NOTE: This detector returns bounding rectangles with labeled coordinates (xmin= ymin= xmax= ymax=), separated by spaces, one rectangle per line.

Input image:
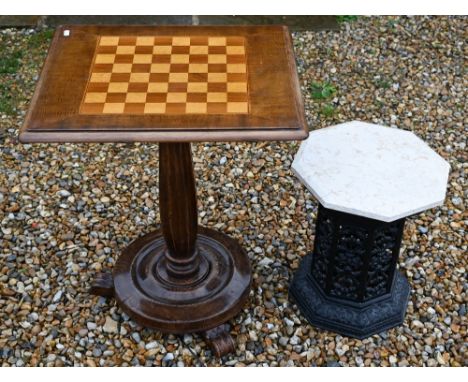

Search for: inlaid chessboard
xmin=80 ymin=36 xmax=249 ymax=115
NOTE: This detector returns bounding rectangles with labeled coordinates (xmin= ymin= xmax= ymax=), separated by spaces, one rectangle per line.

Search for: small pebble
xmin=103 ymin=317 xmax=118 ymax=334
xmin=87 ymin=322 xmax=97 ymax=330
xmin=131 ymin=332 xmax=141 ymax=343
xmin=57 ymin=190 xmax=71 ymax=197
xmin=145 ymin=341 xmax=158 ymax=350
xmin=52 ymin=290 xmax=63 ymax=303
xmin=78 ymin=328 xmax=88 ymax=337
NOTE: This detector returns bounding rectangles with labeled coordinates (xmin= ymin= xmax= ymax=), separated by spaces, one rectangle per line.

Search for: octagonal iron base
xmin=290 ymin=254 xmax=410 ymax=339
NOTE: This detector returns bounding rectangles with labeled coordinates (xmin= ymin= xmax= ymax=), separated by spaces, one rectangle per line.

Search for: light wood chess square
xmin=133 ymin=54 xmax=153 ymax=64
xmin=136 ymin=36 xmax=155 ymax=46
xmin=100 ymin=36 xmax=119 ymax=46
xmin=95 ymin=54 xmax=115 ymax=64
xmin=151 ymin=63 xmax=171 ymax=73
xmin=171 ymin=54 xmax=190 ymax=64
xmin=108 ymin=82 xmax=129 ymax=93
xmin=153 ymin=46 xmax=172 ymax=55
xmin=130 ymin=73 xmax=150 ymax=83
xmin=80 ymin=35 xmax=249 ymax=115
xmin=187 ymin=82 xmax=208 ymax=92
xmin=126 ymin=93 xmax=147 ymax=103
xmin=208 ymin=55 xmax=226 ymax=64
xmin=190 ymin=45 xmax=208 ymax=55
xmin=90 ymin=72 xmax=111 ymax=83
xmin=208 ymin=37 xmax=226 ymax=46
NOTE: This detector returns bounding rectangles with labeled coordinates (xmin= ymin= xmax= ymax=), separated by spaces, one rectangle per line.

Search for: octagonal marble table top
xmin=292 ymin=121 xmax=450 ymax=222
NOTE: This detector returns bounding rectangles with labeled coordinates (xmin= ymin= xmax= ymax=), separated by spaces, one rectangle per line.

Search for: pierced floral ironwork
xmin=290 ymin=204 xmax=410 ymax=339
xmin=310 ymin=205 xmax=404 ymax=303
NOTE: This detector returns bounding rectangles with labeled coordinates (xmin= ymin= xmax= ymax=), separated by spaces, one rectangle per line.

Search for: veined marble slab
xmin=292 ymin=121 xmax=450 ymax=222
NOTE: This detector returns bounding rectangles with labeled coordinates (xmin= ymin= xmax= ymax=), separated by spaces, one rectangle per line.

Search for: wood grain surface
xmin=20 ymin=25 xmax=308 ymax=143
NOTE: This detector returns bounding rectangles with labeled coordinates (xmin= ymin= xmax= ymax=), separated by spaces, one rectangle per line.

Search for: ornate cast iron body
xmin=290 ymin=204 xmax=411 ymax=339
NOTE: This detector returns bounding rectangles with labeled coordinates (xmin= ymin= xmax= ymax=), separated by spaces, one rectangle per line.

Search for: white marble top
xmin=292 ymin=121 xmax=450 ymax=222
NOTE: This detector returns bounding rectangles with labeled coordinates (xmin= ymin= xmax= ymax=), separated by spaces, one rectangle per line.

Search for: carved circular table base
xmin=290 ymin=254 xmax=410 ymax=339
xmin=113 ymin=226 xmax=251 ymax=334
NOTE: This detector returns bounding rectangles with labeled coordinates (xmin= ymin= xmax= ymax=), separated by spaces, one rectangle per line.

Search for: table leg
xmin=289 ymin=204 xmax=410 ymax=339
xmin=91 ymin=143 xmax=251 ymax=357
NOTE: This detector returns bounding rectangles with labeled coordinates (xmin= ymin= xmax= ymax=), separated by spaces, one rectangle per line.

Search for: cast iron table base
xmin=289 ymin=204 xmax=411 ymax=339
xmin=90 ymin=143 xmax=251 ymax=357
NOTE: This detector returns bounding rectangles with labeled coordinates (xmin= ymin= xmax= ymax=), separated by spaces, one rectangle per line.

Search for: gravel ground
xmin=0 ymin=16 xmax=466 ymax=367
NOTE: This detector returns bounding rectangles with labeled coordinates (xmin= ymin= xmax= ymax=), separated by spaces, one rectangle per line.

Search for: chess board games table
xmin=20 ymin=25 xmax=308 ymax=356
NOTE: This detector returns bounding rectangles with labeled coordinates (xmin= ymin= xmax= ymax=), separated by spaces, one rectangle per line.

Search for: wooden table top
xmin=20 ymin=25 xmax=308 ymax=143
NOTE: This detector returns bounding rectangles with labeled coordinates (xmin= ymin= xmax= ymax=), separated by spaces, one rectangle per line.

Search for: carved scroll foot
xmin=203 ymin=324 xmax=236 ymax=357
xmin=89 ymin=271 xmax=114 ymax=297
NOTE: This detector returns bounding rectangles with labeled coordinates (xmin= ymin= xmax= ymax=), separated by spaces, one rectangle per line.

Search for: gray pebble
xmin=162 ymin=353 xmax=174 ymax=362
xmin=86 ymin=322 xmax=97 ymax=330
xmin=78 ymin=328 xmax=88 ymax=337
xmin=131 ymin=332 xmax=141 ymax=343
xmin=418 ymin=226 xmax=428 ymax=234
xmin=57 ymin=190 xmax=71 ymax=197
xmin=183 ymin=334 xmax=193 ymax=344
xmin=451 ymin=197 xmax=461 ymax=206
xmin=145 ymin=341 xmax=158 ymax=350
xmin=52 ymin=290 xmax=63 ymax=303
xmin=458 ymin=305 xmax=466 ymax=316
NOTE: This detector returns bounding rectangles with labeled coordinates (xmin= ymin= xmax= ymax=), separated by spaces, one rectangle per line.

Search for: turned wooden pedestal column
xmin=92 ymin=143 xmax=251 ymax=356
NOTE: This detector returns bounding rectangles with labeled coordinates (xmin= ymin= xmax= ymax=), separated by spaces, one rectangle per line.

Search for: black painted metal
xmin=290 ymin=204 xmax=411 ymax=339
